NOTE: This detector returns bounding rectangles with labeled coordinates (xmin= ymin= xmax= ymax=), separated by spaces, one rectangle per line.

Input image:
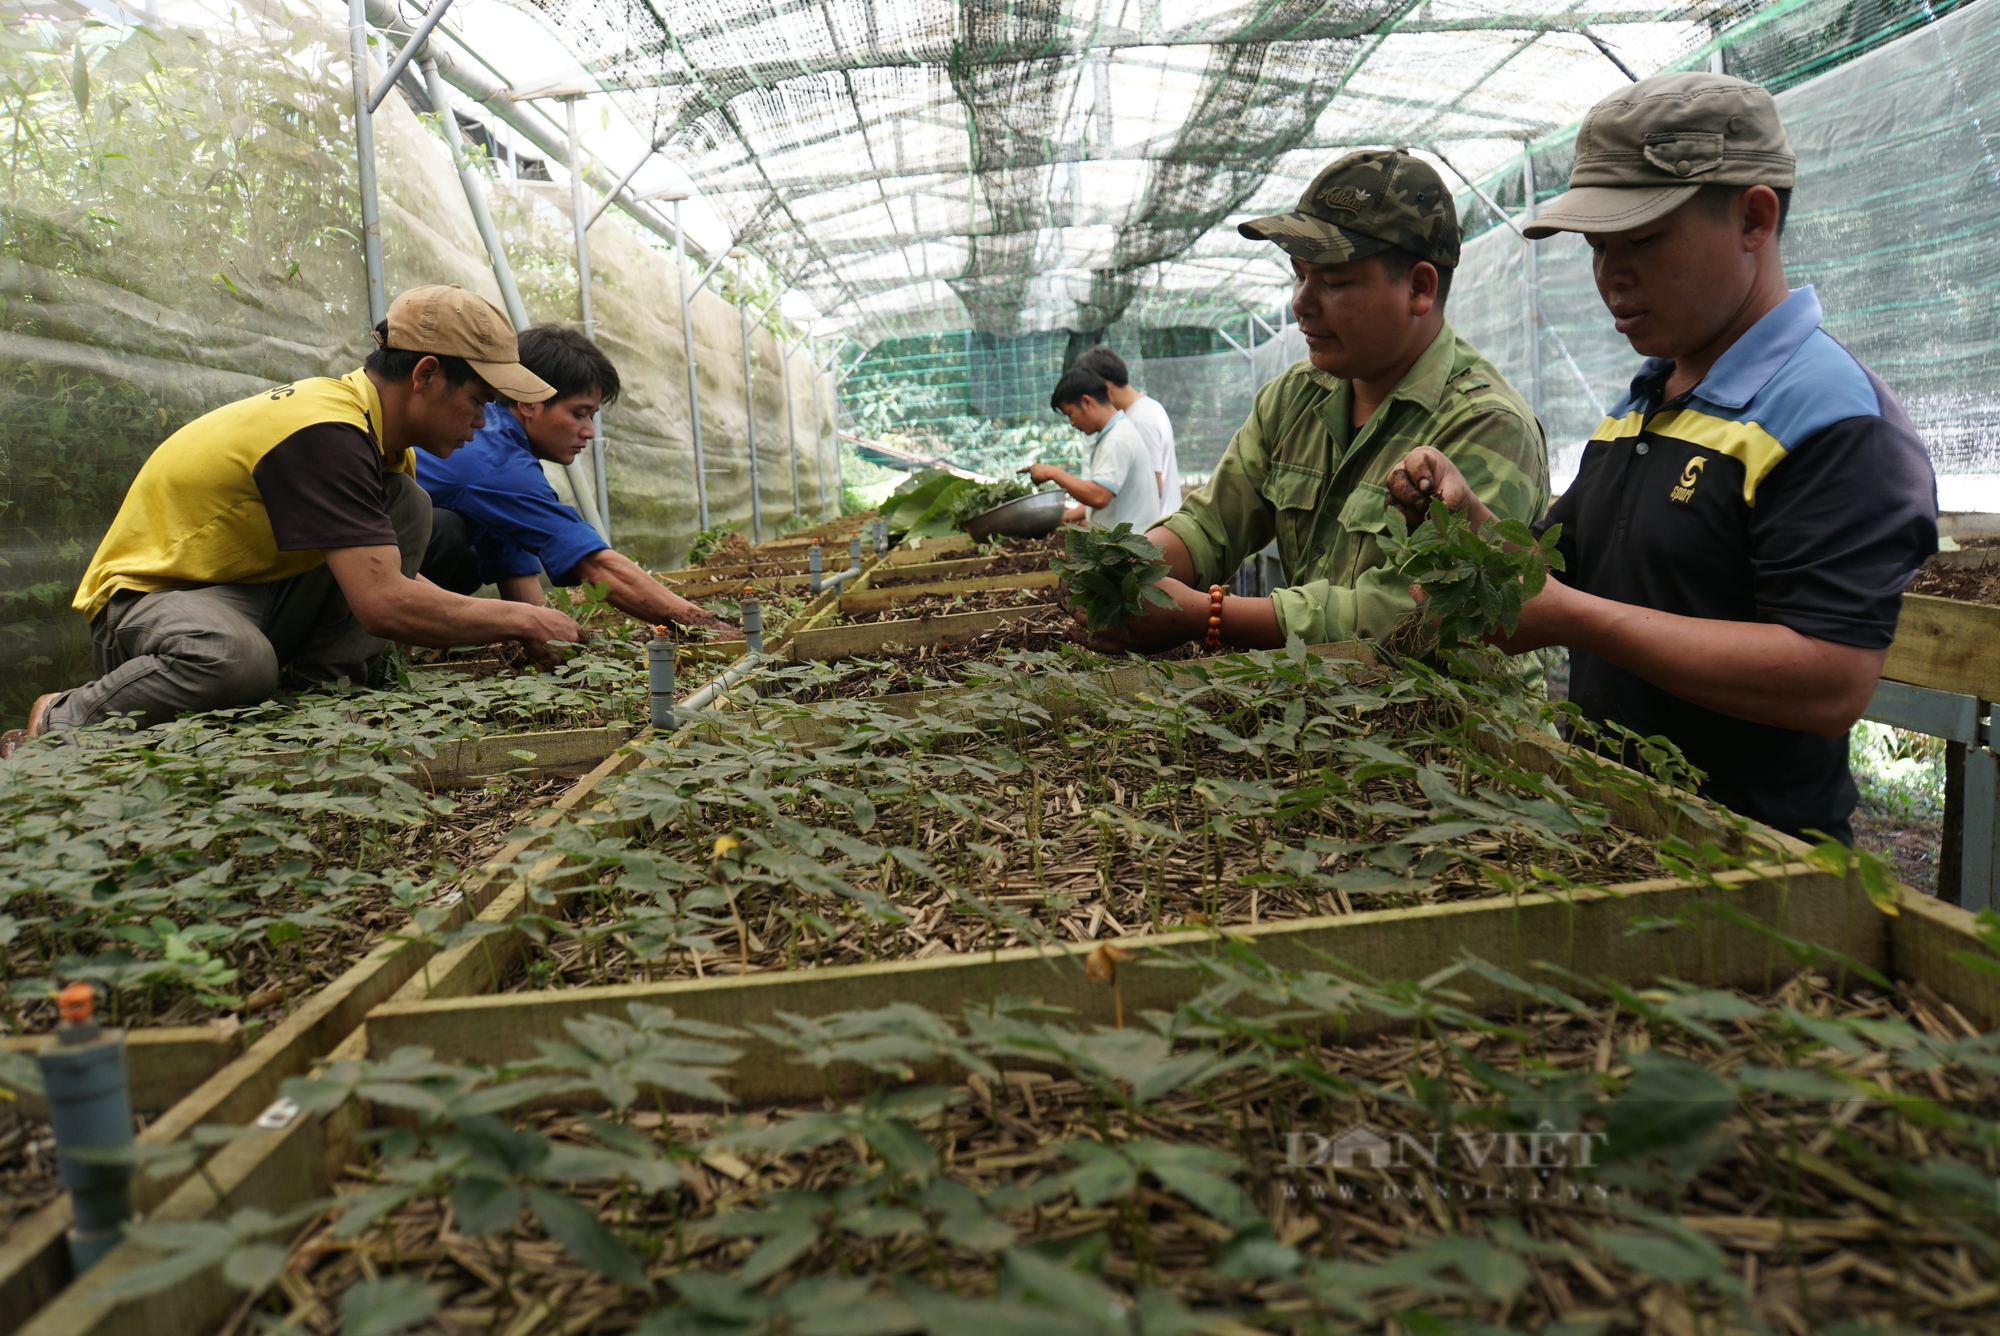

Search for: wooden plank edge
xmin=840 ymin=570 xmax=1059 ymax=612
xmin=1 ymin=1024 xmax=245 ymax=1119
xmin=365 ymin=865 xmax=1865 ymax=1107
xmin=787 ymin=608 xmax=1043 ymax=663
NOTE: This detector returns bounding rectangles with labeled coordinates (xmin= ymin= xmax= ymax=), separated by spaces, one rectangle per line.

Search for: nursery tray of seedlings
xmin=0 ymin=638 xmax=722 ymax=1328
xmin=1885 ymin=563 xmax=2000 ymax=701
xmin=442 ymin=649 xmax=1781 ymax=1013
xmin=33 ymin=645 xmax=2000 ymax=1336
xmin=262 ymin=944 xmax=2000 ymax=1336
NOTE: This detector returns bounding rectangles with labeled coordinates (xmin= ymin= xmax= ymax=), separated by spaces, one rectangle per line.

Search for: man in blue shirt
xmin=417 ymin=324 xmax=724 ymax=635
xmin=1390 ymin=72 xmax=1937 ymax=842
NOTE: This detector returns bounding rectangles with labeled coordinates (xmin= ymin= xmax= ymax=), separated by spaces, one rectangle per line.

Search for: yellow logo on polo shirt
xmin=1669 ymin=455 xmax=1707 ymax=503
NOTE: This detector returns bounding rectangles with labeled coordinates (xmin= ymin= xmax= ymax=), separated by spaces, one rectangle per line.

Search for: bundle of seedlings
xmin=146 ymin=918 xmax=2000 ymax=1336
xmin=1384 ymin=501 xmax=1564 ymax=650
xmin=0 ymin=643 xmax=650 ymax=1035
xmin=1051 ymin=524 xmax=1176 ymax=635
xmin=466 ymin=645 xmax=1702 ymax=994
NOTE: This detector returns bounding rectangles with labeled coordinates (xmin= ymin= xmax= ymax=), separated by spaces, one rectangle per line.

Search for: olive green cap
xmin=1239 ymin=148 xmax=1461 ymax=270
xmin=1526 ymin=71 xmax=1796 ymax=239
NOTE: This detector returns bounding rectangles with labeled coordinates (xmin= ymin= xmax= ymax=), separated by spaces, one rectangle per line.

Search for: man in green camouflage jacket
xmin=1084 ymin=149 xmax=1549 ymax=651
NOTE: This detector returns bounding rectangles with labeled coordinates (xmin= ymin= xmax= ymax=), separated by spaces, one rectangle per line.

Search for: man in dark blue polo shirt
xmin=1389 ymin=72 xmax=1937 ymax=842
xmin=418 ymin=324 xmax=724 ymax=635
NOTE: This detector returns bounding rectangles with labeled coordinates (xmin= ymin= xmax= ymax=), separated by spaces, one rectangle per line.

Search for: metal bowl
xmin=964 ymin=488 xmax=1068 ymax=543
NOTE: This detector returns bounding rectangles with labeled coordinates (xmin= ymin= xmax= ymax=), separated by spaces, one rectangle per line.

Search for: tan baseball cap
xmin=1525 ymin=72 xmax=1796 ymax=239
xmin=378 ymin=285 xmax=555 ymax=402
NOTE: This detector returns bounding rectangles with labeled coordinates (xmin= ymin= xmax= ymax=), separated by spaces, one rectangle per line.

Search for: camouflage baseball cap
xmin=1526 ymin=72 xmax=1796 ymax=238
xmin=1239 ymin=149 xmax=1460 ymax=270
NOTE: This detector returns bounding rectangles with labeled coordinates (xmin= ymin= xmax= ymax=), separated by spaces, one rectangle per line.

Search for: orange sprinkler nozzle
xmin=57 ymin=982 xmax=95 ymax=1025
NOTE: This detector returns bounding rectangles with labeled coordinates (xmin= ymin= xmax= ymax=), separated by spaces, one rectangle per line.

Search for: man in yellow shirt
xmin=3 ymin=286 xmax=584 ymax=751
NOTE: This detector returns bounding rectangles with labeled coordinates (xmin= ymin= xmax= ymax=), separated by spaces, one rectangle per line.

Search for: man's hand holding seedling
xmin=1386 ymin=447 xmax=1572 ymax=654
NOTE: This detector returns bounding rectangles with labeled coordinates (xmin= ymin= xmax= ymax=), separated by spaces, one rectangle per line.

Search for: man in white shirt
xmin=1074 ymin=347 xmax=1180 ymax=511
xmin=1025 ymin=366 xmax=1162 ymax=533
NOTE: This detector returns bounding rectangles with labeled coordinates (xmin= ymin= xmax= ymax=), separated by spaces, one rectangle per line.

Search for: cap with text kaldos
xmin=1238 ymin=148 xmax=1461 ymax=271
xmin=1525 ymin=71 xmax=1796 ymax=239
xmin=376 ymin=285 xmax=556 ymax=403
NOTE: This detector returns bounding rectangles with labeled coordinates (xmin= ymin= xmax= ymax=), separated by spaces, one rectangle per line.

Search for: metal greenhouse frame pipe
xmin=739 ymin=301 xmax=763 ymax=543
xmin=359 ymin=0 xmax=695 ymax=265
xmin=665 ymin=196 xmax=709 ymax=531
xmin=368 ymin=0 xmax=453 ymax=112
xmin=420 ymin=54 xmax=607 ymax=540
xmin=347 ymin=0 xmax=386 ymax=325
xmin=561 ymin=96 xmax=611 ymax=543
xmin=781 ymin=342 xmax=800 ymax=520
xmin=808 ymin=340 xmax=827 ymax=516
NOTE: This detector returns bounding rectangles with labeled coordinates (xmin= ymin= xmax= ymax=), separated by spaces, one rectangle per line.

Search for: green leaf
xmin=340 ymin=1276 xmax=442 ymax=1336
xmin=526 ymin=1185 xmax=650 ymax=1290
xmin=1599 ymin=1229 xmax=1723 ymax=1283
xmin=220 ymin=1242 xmax=289 ymax=1294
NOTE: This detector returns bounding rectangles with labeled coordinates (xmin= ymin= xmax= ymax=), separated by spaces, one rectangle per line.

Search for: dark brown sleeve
xmin=252 ymin=423 xmax=399 ymax=551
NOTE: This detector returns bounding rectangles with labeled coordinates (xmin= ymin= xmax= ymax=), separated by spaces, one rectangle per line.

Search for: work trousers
xmin=419 ymin=506 xmax=485 ymax=596
xmin=47 ymin=474 xmax=431 ymax=733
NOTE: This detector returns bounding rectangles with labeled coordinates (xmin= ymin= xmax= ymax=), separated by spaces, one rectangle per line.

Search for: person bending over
xmin=3 ymin=285 xmax=583 ymax=753
xmin=1392 ymin=73 xmax=1937 ymax=842
xmin=1073 ymin=149 xmax=1548 ymax=653
xmin=417 ymin=324 xmax=727 ymax=635
xmin=1024 ymin=367 xmax=1162 ymax=533
xmin=1071 ymin=346 xmax=1181 ymax=511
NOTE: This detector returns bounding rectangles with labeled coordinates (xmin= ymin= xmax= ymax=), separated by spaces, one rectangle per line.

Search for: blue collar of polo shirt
xmin=1623 ymin=286 xmax=1823 ymax=413
xmin=486 ymin=406 xmax=534 ymax=455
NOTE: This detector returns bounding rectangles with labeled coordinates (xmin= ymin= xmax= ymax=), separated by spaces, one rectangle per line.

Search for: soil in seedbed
xmin=492 ymin=654 xmax=1675 ymax=992
xmin=844 ymin=587 xmax=1062 ymax=625
xmin=272 ymin=968 xmax=2000 ymax=1336
xmin=0 ymin=1111 xmax=67 ymax=1232
xmin=1852 ymin=809 xmax=1942 ymax=894
xmin=1907 ymin=560 xmax=2000 ymax=606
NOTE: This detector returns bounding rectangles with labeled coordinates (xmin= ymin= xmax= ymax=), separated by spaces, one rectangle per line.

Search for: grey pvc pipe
xmin=347 ymin=0 xmax=386 ymax=325
xmin=678 ymin=653 xmax=762 ymax=713
xmin=38 ymin=1024 xmax=133 ymax=1273
xmin=647 ymin=636 xmax=676 ymax=728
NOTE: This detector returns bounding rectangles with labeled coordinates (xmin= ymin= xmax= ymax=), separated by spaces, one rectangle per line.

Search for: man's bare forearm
xmin=1040 ymin=467 xmax=1115 ymax=510
xmin=1504 ymin=579 xmax=1885 ymax=737
xmin=573 ymin=549 xmax=721 ymax=627
xmin=328 ymin=546 xmax=578 ymax=648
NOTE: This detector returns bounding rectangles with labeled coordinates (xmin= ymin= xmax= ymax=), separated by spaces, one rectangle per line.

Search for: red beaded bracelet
xmin=1205 ymin=584 xmax=1226 ymax=651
